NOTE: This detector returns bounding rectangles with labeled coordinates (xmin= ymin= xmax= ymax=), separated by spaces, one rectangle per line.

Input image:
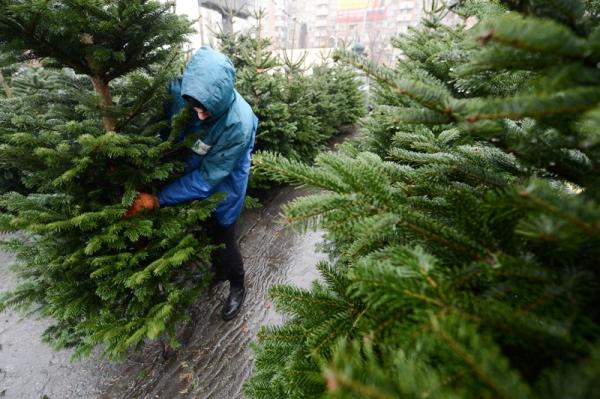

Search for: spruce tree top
xmin=0 ymin=0 xmax=192 ymax=84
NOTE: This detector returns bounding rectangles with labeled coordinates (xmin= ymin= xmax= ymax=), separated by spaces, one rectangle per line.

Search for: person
xmin=126 ymin=47 xmax=258 ymax=321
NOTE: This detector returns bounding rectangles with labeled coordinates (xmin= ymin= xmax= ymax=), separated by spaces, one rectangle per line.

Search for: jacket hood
xmin=181 ymin=47 xmax=236 ymax=119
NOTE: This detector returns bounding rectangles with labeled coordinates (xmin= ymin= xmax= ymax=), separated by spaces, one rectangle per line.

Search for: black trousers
xmin=212 ymin=221 xmax=245 ymax=287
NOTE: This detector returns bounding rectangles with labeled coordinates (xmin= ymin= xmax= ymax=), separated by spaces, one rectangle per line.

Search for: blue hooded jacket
xmin=157 ymin=47 xmax=258 ymax=226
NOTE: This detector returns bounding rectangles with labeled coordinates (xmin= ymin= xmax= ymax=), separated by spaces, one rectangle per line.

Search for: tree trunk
xmin=0 ymin=71 xmax=12 ymax=98
xmin=91 ymin=77 xmax=116 ymax=132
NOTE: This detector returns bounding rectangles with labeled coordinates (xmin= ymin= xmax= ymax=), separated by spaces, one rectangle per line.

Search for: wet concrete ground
xmin=0 ymin=186 xmax=326 ymax=399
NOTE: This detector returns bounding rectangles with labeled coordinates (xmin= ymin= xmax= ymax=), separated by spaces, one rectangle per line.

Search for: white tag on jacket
xmin=191 ymin=139 xmax=212 ymax=155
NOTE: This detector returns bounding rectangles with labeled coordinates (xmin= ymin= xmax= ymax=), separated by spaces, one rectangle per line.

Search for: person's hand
xmin=125 ymin=193 xmax=159 ymax=218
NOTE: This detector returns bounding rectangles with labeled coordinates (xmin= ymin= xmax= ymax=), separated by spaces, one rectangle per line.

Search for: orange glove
xmin=125 ymin=193 xmax=159 ymax=218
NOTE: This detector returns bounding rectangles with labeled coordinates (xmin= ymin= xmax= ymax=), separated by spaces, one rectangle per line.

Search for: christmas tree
xmin=0 ymin=0 xmax=223 ymax=359
xmin=246 ymin=0 xmax=600 ymax=397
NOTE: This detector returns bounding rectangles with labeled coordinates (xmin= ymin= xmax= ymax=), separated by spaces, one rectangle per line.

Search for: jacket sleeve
xmin=157 ymin=122 xmax=248 ymax=206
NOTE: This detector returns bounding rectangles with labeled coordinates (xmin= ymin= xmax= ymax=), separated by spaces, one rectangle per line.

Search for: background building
xmin=171 ymin=0 xmax=460 ymax=65
xmin=280 ymin=1 xmax=427 ymax=65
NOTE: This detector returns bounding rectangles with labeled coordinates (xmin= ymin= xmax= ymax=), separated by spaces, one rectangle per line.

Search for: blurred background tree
xmin=217 ymin=10 xmax=365 ymax=188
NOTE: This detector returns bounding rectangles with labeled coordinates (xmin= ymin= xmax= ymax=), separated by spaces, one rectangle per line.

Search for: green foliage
xmin=247 ymin=1 xmax=600 ymax=397
xmin=0 ymin=1 xmax=219 ymax=360
xmin=0 ymin=66 xmax=93 ymax=193
xmin=0 ymin=0 xmax=192 ymax=83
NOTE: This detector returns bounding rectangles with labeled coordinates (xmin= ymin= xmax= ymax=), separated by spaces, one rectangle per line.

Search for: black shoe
xmin=222 ymin=284 xmax=246 ymax=321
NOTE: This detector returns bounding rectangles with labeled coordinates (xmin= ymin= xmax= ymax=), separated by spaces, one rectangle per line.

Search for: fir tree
xmin=0 ymin=0 xmax=223 ymax=359
xmin=246 ymin=0 xmax=600 ymax=397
